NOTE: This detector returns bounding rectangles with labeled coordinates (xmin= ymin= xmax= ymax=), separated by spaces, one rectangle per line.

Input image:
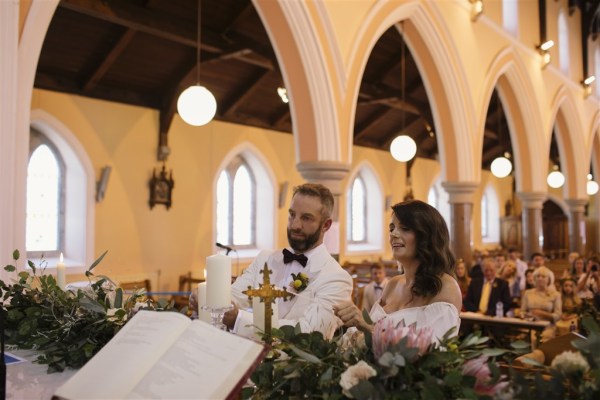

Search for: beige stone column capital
xmin=296 ymin=160 xmax=350 ymax=196
xmin=441 ymin=181 xmax=479 ymax=204
xmin=516 ymin=191 xmax=547 ymax=209
xmin=565 ymin=198 xmax=588 ymax=213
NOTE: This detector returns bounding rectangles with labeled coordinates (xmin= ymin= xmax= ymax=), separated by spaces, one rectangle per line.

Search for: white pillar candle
xmin=252 ymin=297 xmax=279 ymax=335
xmin=57 ymin=253 xmax=66 ymax=290
xmin=197 ymin=282 xmax=211 ymax=323
xmin=205 ymin=254 xmax=231 ymax=308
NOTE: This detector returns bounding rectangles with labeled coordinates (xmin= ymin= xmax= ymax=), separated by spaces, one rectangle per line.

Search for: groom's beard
xmin=287 ymin=221 xmax=324 ymax=253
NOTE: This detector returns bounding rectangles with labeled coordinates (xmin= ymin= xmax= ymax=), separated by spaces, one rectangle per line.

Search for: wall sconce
xmin=547 ymin=164 xmax=565 ymax=188
xmin=536 ymin=40 xmax=554 ymax=69
xmin=390 ymin=135 xmax=417 ymax=162
xmin=470 ymin=0 xmax=483 ymax=21
xmin=491 ymin=152 xmax=512 ymax=178
xmin=587 ymin=174 xmax=599 ymax=195
xmin=581 ymin=75 xmax=596 ymax=98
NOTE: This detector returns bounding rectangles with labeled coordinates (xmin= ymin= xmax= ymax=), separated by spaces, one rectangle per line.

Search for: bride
xmin=335 ymin=200 xmax=462 ymax=343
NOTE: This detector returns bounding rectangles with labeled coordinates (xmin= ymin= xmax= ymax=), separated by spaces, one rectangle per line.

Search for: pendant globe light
xmin=177 ymin=0 xmax=217 ymax=126
xmin=547 ymin=165 xmax=565 ymax=188
xmin=587 ymin=173 xmax=599 ymax=195
xmin=389 ymin=23 xmax=417 ymax=163
xmin=490 ymin=93 xmax=512 ymax=178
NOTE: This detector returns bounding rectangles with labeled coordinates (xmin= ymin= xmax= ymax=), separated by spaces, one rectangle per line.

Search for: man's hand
xmin=334 ymin=300 xmax=370 ymax=332
xmin=223 ymin=304 xmax=239 ymax=331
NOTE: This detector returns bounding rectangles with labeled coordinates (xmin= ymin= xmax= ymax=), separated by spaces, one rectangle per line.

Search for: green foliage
xmin=245 ymin=323 xmax=516 ymax=400
xmin=0 ymin=250 xmax=176 ymax=372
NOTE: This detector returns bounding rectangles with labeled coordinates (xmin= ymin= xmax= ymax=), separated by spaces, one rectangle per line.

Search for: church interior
xmin=1 ymin=0 xmax=600 ymax=303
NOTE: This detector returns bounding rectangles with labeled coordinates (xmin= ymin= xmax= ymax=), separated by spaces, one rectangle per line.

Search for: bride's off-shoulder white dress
xmin=369 ymin=302 xmax=461 ymax=343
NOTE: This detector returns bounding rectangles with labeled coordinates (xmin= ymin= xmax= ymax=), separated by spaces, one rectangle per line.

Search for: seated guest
xmin=524 ymin=268 xmax=535 ymax=290
xmin=521 ymin=266 xmax=562 ymax=343
xmin=556 ymin=278 xmax=582 ymax=336
xmin=577 ymin=259 xmax=600 ymax=300
xmin=564 ymin=256 xmax=586 ymax=283
xmin=499 ymin=260 xmax=521 ymax=309
xmin=529 ymin=252 xmax=555 ymax=288
xmin=508 ymin=248 xmax=528 ymax=291
xmin=361 ymin=263 xmax=389 ymax=313
xmin=455 ymin=259 xmax=470 ymax=309
xmin=469 ymin=250 xmax=487 ymax=280
xmin=463 ymin=257 xmax=512 ymax=316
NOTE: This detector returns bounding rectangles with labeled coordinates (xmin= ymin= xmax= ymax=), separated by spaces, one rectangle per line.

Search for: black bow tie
xmin=282 ymin=249 xmax=308 ymax=267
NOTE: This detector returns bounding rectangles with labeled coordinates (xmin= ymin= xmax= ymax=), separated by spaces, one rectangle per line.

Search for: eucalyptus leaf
xmin=88 ymin=250 xmax=108 ymax=272
xmin=482 ymin=348 xmax=507 ymax=357
xmin=28 ymin=260 xmax=36 ymax=274
xmin=289 ymin=345 xmax=322 ymax=364
xmin=12 ymin=249 xmax=20 ymax=261
xmin=4 ymin=265 xmax=15 ymax=272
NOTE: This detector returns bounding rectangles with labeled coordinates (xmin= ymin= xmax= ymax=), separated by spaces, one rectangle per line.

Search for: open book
xmin=54 ymin=310 xmax=267 ymax=400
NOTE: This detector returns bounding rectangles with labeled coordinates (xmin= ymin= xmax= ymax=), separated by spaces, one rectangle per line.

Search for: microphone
xmin=216 ymin=242 xmax=234 ymax=255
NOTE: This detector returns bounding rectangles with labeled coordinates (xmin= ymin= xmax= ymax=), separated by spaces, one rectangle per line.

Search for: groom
xmin=224 ymin=183 xmax=353 ymax=340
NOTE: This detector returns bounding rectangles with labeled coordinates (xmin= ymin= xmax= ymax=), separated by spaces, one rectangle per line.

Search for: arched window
xmin=28 ymin=110 xmax=96 ymax=270
xmin=558 ymin=9 xmax=570 ymax=76
xmin=27 ymin=131 xmax=65 ymax=256
xmin=214 ymin=145 xmax=275 ymax=259
xmin=481 ymin=185 xmax=500 ymax=243
xmin=502 ymin=0 xmax=518 ymax=37
xmin=348 ymin=174 xmax=366 ymax=243
xmin=216 ymin=156 xmax=256 ymax=248
xmin=428 ymin=177 xmax=451 ymax=229
xmin=345 ymin=164 xmax=383 ymax=253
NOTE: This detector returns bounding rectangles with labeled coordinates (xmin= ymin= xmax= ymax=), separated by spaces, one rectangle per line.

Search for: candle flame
xmin=60 ymin=252 xmax=64 ymax=263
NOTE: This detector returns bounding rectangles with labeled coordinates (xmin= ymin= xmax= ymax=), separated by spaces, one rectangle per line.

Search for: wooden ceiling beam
xmin=354 ymin=108 xmax=392 ymax=141
xmin=270 ymin=104 xmax=291 ymax=128
xmin=380 ymin=114 xmax=422 ymax=149
xmin=82 ymin=28 xmax=136 ymax=92
xmin=222 ymin=70 xmax=272 ymax=116
xmin=60 ymin=0 xmax=225 ymax=52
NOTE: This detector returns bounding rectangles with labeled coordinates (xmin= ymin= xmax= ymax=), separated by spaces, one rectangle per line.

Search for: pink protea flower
xmin=372 ymin=318 xmax=433 ymax=360
xmin=462 ymin=355 xmax=510 ymax=396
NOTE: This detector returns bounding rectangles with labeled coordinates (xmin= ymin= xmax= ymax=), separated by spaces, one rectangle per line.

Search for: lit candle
xmin=197 ymin=282 xmax=211 ymax=323
xmin=252 ymin=297 xmax=278 ymax=337
xmin=205 ymin=254 xmax=231 ymax=308
xmin=57 ymin=253 xmax=66 ymax=290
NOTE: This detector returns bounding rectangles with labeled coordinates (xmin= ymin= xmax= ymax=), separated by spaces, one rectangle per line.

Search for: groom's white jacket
xmin=231 ymin=244 xmax=353 ymax=339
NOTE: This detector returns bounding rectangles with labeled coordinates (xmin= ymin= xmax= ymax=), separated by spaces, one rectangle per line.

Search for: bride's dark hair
xmin=391 ymin=199 xmax=455 ymax=299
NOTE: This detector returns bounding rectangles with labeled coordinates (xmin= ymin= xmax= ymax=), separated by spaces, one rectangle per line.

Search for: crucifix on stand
xmin=243 ymin=263 xmax=293 ymax=344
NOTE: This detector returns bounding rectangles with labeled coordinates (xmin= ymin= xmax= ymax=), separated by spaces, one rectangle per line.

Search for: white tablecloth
xmin=6 ymin=349 xmax=77 ymax=400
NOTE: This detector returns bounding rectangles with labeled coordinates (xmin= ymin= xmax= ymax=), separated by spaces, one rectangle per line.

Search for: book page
xmin=127 ymin=320 xmax=265 ymax=399
xmin=54 ymin=311 xmax=190 ymax=400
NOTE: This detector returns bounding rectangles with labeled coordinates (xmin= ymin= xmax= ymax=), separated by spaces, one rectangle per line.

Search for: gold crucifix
xmin=243 ymin=263 xmax=293 ymax=344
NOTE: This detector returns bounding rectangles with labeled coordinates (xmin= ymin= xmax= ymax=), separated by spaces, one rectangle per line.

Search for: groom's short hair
xmin=292 ymin=183 xmax=334 ymax=219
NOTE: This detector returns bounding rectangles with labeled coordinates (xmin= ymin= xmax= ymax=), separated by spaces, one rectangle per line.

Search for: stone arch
xmin=342 ymin=1 xmax=476 ymax=182
xmin=253 ymin=0 xmax=342 ymax=163
xmin=549 ymin=86 xmax=588 ymax=198
xmin=478 ymin=46 xmax=546 ymax=193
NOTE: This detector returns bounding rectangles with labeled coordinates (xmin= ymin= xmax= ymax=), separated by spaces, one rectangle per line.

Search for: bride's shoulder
xmin=432 ymin=273 xmax=462 ymax=311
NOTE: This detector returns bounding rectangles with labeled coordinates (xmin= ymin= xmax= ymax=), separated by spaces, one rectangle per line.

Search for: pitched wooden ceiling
xmin=35 ymin=0 xmax=600 ymax=170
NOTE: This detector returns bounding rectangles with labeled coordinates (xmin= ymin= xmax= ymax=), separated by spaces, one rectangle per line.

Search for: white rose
xmin=551 ymin=351 xmax=590 ymax=376
xmin=339 ymin=360 xmax=377 ymax=398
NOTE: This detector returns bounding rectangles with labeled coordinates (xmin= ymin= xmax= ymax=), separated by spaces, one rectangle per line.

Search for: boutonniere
xmin=290 ymin=272 xmax=309 ymax=293
xmin=493 ymin=282 xmax=498 ymax=288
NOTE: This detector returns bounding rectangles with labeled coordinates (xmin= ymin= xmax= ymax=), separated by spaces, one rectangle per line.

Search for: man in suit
xmin=361 ymin=263 xmax=388 ymax=313
xmin=464 ymin=257 xmax=512 ymax=316
xmin=224 ymin=183 xmax=353 ymax=340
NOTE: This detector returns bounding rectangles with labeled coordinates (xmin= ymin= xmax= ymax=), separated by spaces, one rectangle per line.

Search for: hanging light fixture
xmin=389 ymin=23 xmax=417 ymax=163
xmin=587 ymin=173 xmax=599 ymax=195
xmin=490 ymin=93 xmax=512 ymax=178
xmin=536 ymin=40 xmax=554 ymax=69
xmin=547 ymin=164 xmax=565 ymax=188
xmin=177 ymin=0 xmax=217 ymax=126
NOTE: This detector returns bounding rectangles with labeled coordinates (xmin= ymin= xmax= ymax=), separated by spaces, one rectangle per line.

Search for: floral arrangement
xmin=290 ymin=272 xmax=309 ymax=293
xmin=244 ymin=313 xmax=518 ymax=400
xmin=0 ymin=250 xmax=175 ymax=372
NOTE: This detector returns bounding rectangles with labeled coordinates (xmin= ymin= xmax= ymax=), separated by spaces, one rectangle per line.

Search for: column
xmin=441 ymin=182 xmax=479 ymax=268
xmin=296 ymin=161 xmax=350 ymax=258
xmin=517 ymin=191 xmax=546 ymax=261
xmin=565 ymin=198 xmax=587 ymax=255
